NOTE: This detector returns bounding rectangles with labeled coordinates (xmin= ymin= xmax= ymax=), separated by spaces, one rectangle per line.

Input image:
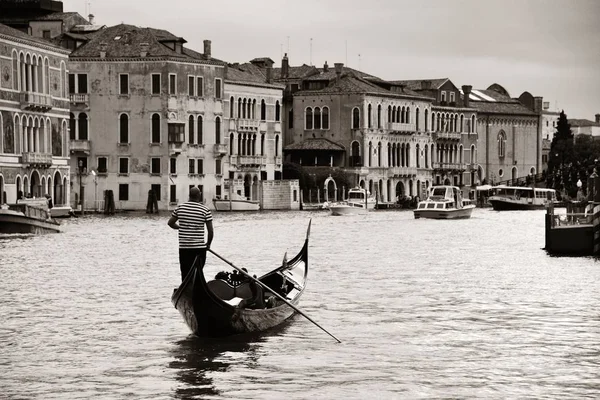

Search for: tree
xmin=546 ymin=110 xmax=575 ymax=194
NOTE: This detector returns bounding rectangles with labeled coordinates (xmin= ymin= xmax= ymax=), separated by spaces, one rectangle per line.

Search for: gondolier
xmin=168 ymin=187 xmax=214 ymax=281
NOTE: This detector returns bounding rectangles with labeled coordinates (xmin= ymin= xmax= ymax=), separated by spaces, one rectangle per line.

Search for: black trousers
xmin=179 ymin=248 xmax=207 ymax=281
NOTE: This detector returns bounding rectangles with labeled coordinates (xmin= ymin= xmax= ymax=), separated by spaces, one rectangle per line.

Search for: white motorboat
xmin=414 ymin=185 xmax=475 ymax=219
xmin=328 ymin=187 xmax=376 ymax=216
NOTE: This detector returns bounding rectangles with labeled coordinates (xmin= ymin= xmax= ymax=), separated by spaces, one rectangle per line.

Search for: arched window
xmin=377 ymin=105 xmax=382 ymax=128
xmin=188 ymin=115 xmax=194 ymax=144
xmin=44 ymin=58 xmax=49 ymax=94
xmin=460 ymin=115 xmax=464 ymax=133
xmin=322 ymin=107 xmax=329 ymax=129
xmin=470 ymin=144 xmax=476 ymax=164
xmin=416 ymin=144 xmax=420 ymax=168
xmin=288 ymin=108 xmax=294 ymax=129
xmin=368 ymin=141 xmax=373 ymax=166
xmin=387 ymin=105 xmax=392 ymax=123
xmin=305 ymin=108 xmax=313 ymax=130
xmin=368 ymin=104 xmax=372 ymax=128
xmin=229 ymin=96 xmax=234 ymax=118
xmin=229 ymin=133 xmax=235 ymax=155
xmin=406 ymin=107 xmax=410 ymax=124
xmin=431 ymin=112 xmax=436 ymax=131
xmin=261 ymin=133 xmax=265 ymax=155
xmin=242 ymin=99 xmax=247 ymax=119
xmin=471 ymin=115 xmax=476 ymax=134
xmin=424 ymin=109 xmax=429 ymax=131
xmin=237 ymin=98 xmax=242 ymax=118
xmin=215 ymin=116 xmax=221 ymax=144
xmin=275 ymin=101 xmax=281 ymax=122
xmin=498 ymin=131 xmax=506 ymax=158
xmin=260 ymin=100 xmax=266 ymax=120
xmin=314 ymin=107 xmax=321 ymax=129
xmin=352 ymin=108 xmax=360 ymax=129
xmin=197 ymin=115 xmax=203 ymax=144
xmin=275 ymin=135 xmax=279 ymax=156
xmin=150 ymin=113 xmax=161 ymax=144
xmin=12 ymin=50 xmax=19 ymax=91
xmin=69 ymin=113 xmax=76 ymax=140
xmin=119 ymin=114 xmax=129 ymax=144
xmin=60 ymin=61 xmax=66 ymax=98
xmin=415 ymin=108 xmax=420 ymax=131
xmin=78 ymin=113 xmax=88 ymax=140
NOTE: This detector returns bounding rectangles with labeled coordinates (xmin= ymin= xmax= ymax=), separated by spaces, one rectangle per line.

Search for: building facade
xmin=66 ymin=24 xmax=226 ymax=211
xmin=0 ymin=22 xmax=71 ymax=206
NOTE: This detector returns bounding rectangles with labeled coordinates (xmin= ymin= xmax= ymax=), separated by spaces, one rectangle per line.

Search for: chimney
xmin=140 ymin=42 xmax=149 ymax=57
xmin=334 ymin=63 xmax=343 ymax=81
xmin=203 ymin=40 xmax=211 ymax=59
xmin=421 ymin=80 xmax=432 ymax=90
xmin=543 ymin=101 xmax=550 ymax=110
xmin=266 ymin=66 xmax=272 ymax=84
xmin=596 ymin=114 xmax=600 ymax=124
xmin=281 ymin=53 xmax=289 ymax=78
xmin=533 ymin=96 xmax=543 ymax=114
xmin=462 ymin=85 xmax=472 ymax=108
xmin=99 ymin=42 xmax=107 ymax=58
xmin=88 ymin=14 xmax=95 ymax=24
xmin=323 ymin=61 xmax=329 ymax=72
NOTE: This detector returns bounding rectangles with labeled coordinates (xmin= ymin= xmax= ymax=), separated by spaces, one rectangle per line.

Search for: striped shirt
xmin=172 ymin=201 xmax=213 ymax=249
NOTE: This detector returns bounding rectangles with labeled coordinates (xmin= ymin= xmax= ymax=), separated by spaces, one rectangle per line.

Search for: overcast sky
xmin=64 ymin=0 xmax=599 ymax=119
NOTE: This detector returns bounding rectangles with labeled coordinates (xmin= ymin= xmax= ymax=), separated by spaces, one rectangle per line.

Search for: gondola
xmin=171 ymin=222 xmax=310 ymax=337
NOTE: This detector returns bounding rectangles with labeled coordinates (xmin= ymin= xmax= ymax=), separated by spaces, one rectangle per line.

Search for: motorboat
xmin=413 ymin=185 xmax=475 ymax=219
xmin=327 ymin=187 xmax=376 ymax=216
xmin=0 ymin=199 xmax=61 ymax=234
xmin=488 ymin=186 xmax=557 ymax=211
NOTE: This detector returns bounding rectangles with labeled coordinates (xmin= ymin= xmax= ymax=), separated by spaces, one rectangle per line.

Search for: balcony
xmin=274 ymin=156 xmax=282 ymax=165
xmin=233 ymin=119 xmax=259 ymax=131
xmin=230 ymin=155 xmax=266 ymax=167
xmin=387 ymin=122 xmax=416 ymax=133
xmin=20 ymin=92 xmax=53 ymax=112
xmin=69 ymin=93 xmax=89 ymax=108
xmin=433 ymin=132 xmax=461 ymax=140
xmin=213 ymin=144 xmax=228 ymax=156
xmin=22 ymin=152 xmax=53 ymax=167
xmin=70 ymin=139 xmax=91 ymax=154
xmin=390 ymin=166 xmax=417 ymax=177
xmin=432 ymin=162 xmax=467 ymax=171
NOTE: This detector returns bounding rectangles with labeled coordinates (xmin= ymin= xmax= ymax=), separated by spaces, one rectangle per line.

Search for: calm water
xmin=1 ymin=208 xmax=600 ymax=399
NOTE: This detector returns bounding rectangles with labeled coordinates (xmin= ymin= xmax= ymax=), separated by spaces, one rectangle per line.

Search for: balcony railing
xmin=389 ymin=166 xmax=417 ymax=177
xmin=433 ymin=132 xmax=461 ymax=140
xmin=432 ymin=162 xmax=467 ymax=170
xmin=70 ymin=139 xmax=91 ymax=154
xmin=387 ymin=122 xmax=416 ymax=132
xmin=230 ymin=155 xmax=266 ymax=166
xmin=274 ymin=156 xmax=282 ymax=165
xmin=20 ymin=92 xmax=53 ymax=111
xmin=213 ymin=144 xmax=228 ymax=156
xmin=22 ymin=152 xmax=53 ymax=166
xmin=69 ymin=93 xmax=89 ymax=105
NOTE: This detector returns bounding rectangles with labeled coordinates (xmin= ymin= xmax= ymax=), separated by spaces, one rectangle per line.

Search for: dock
xmin=545 ymin=201 xmax=600 ymax=256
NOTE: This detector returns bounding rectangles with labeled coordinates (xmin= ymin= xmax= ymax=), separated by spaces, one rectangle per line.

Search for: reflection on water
xmin=1 ymin=209 xmax=600 ymax=399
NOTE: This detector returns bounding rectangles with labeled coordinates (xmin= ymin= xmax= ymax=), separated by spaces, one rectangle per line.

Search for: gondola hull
xmin=171 ymin=223 xmax=310 ymax=337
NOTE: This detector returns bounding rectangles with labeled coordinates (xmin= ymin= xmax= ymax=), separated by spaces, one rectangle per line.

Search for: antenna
xmin=310 ymin=38 xmax=313 ymax=66
xmin=345 ymin=40 xmax=348 ymax=65
xmin=358 ymin=53 xmax=361 ymax=71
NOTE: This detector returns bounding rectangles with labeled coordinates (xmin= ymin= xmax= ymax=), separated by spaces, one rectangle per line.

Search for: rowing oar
xmin=208 ymin=249 xmax=342 ymax=344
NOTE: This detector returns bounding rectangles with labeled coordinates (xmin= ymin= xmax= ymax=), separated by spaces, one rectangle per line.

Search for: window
xmin=498 ymin=131 xmax=506 ymax=158
xmin=314 ymin=107 xmax=321 ymax=129
xmin=170 ymin=185 xmax=176 ymax=203
xmin=168 ymin=123 xmax=185 ymax=143
xmin=498 ymin=168 xmax=504 ymax=177
xmin=260 ymin=100 xmax=266 ymax=120
xmin=305 ymin=108 xmax=313 ymax=130
xmin=197 ymin=116 xmax=203 ymax=144
xmin=188 ymin=115 xmax=195 ymax=144
xmin=197 ymin=77 xmax=203 ymax=97
xmin=450 ymin=92 xmax=455 ymax=104
xmin=368 ymin=104 xmax=372 ymax=128
xmin=215 ymin=185 xmax=222 ymax=198
xmin=275 ymin=135 xmax=279 ymax=157
xmin=68 ymin=74 xmax=75 ymax=93
xmin=377 ymin=105 xmax=382 ymax=129
xmin=119 ymin=184 xmax=129 ymax=201
xmin=151 ymin=74 xmax=160 ymax=94
xmin=198 ymin=185 xmax=204 ymax=202
xmin=275 ymin=101 xmax=281 ymax=121
xmin=119 ymin=114 xmax=129 ymax=143
xmin=215 ymin=159 xmax=221 ymax=175
xmin=170 ymin=158 xmax=177 ymax=174
xmin=416 ymin=108 xmax=420 ymax=131
xmin=119 ymin=157 xmax=129 ymax=174
xmin=215 ymin=78 xmax=222 ymax=98
xmin=215 ymin=117 xmax=221 ymax=144
xmin=42 ymin=30 xmax=51 ymax=39
xmin=425 ymin=109 xmax=429 ymax=131
xmin=169 ymin=74 xmax=176 ymax=95
xmin=151 ymin=157 xmax=161 ymax=174
xmin=188 ymin=76 xmax=194 ymax=96
xmin=197 ymin=159 xmax=204 ymax=174
xmin=98 ymin=157 xmax=107 ymax=173
xmin=188 ymin=159 xmax=195 ymax=174
xmin=151 ymin=113 xmax=161 ymax=143
xmin=289 ymin=108 xmax=294 ymax=129
xmin=352 ymin=108 xmax=360 ymax=129
xmin=441 ymin=91 xmax=446 ymax=103
xmin=69 ymin=113 xmax=76 ymax=139
xmin=119 ymin=74 xmax=129 ymax=95
xmin=151 ymin=184 xmax=161 ymax=201
xmin=78 ymin=113 xmax=88 ymax=140
xmin=322 ymin=107 xmax=329 ymax=130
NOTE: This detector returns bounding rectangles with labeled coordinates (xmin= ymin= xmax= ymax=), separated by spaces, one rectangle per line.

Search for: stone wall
xmin=260 ymin=179 xmax=300 ymax=210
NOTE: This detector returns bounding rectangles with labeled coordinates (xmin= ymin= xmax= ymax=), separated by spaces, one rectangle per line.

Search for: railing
xmin=22 ymin=152 xmax=53 ymax=165
xmin=69 ymin=93 xmax=89 ymax=104
xmin=387 ymin=122 xmax=416 ymax=132
xmin=433 ymin=132 xmax=461 ymax=140
xmin=432 ymin=162 xmax=467 ymax=170
xmin=168 ymin=142 xmax=183 ymax=155
xmin=389 ymin=166 xmax=417 ymax=176
xmin=232 ymin=119 xmax=259 ymax=131
xmin=230 ymin=155 xmax=266 ymax=166
xmin=70 ymin=139 xmax=91 ymax=153
xmin=20 ymin=92 xmax=53 ymax=111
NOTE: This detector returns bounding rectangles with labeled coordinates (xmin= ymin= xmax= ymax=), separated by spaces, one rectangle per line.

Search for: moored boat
xmin=488 ymin=186 xmax=557 ymax=211
xmin=50 ymin=205 xmax=74 ymax=218
xmin=0 ymin=202 xmax=61 ymax=234
xmin=171 ymin=222 xmax=310 ymax=337
xmin=414 ymin=185 xmax=475 ymax=219
xmin=327 ymin=187 xmax=376 ymax=216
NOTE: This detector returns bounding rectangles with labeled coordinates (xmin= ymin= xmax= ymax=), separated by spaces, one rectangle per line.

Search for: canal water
xmin=1 ymin=208 xmax=599 ymax=399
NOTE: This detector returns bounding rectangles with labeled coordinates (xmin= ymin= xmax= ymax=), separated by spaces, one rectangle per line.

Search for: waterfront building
xmin=64 ymin=24 xmax=226 ymax=211
xmin=223 ymin=59 xmax=285 ymax=202
xmin=0 ymin=22 xmax=71 ymax=206
xmin=469 ymin=85 xmax=541 ymax=185
xmin=568 ymin=115 xmax=600 ymax=138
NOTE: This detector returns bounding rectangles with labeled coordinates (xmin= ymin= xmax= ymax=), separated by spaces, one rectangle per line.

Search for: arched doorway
xmin=512 ymin=166 xmax=518 ymax=184
xmin=16 ymin=176 xmax=22 ymax=200
xmin=244 ymin=174 xmax=252 ymax=199
xmin=323 ymin=176 xmax=338 ymax=202
xmin=30 ymin=170 xmax=41 ymax=197
xmin=395 ymin=181 xmax=405 ymax=200
xmin=47 ymin=176 xmax=52 ymax=199
xmin=53 ymin=171 xmax=62 ymax=205
xmin=359 ymin=179 xmax=365 ymax=189
xmin=252 ymin=176 xmax=258 ymax=200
